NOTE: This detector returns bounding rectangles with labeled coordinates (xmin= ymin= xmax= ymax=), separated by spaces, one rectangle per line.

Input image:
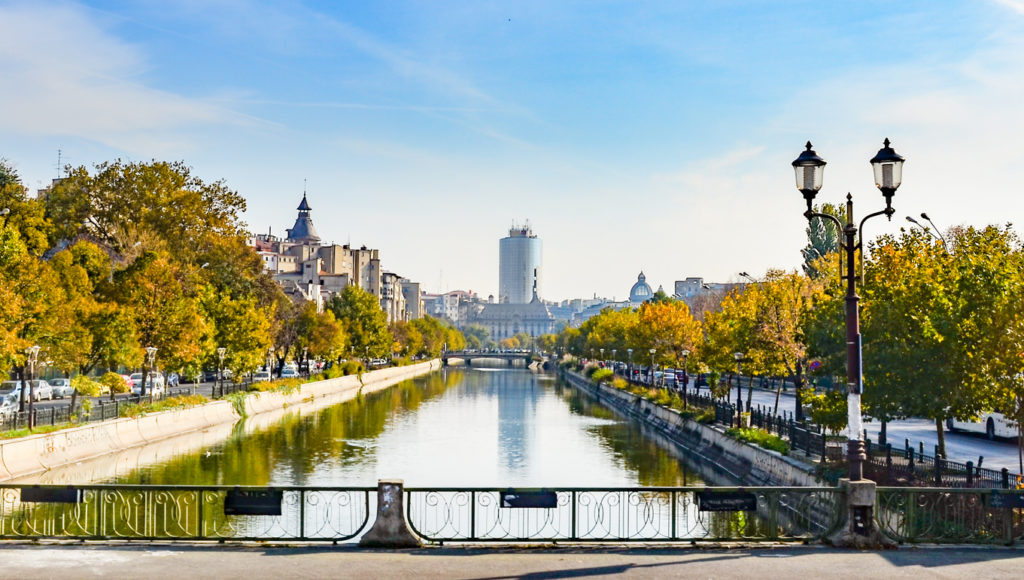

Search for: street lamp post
xmin=268 ymin=347 xmax=275 ymax=379
xmin=26 ymin=345 xmax=40 ymax=427
xmin=144 ymin=346 xmax=157 ymax=399
xmin=627 ymin=348 xmax=634 ymax=383
xmin=792 ymin=139 xmax=905 ymax=483
xmin=302 ymin=347 xmax=309 ymax=376
xmin=649 ymin=348 xmax=656 ymax=386
xmin=681 ymin=349 xmax=690 ymax=407
xmin=599 ymin=348 xmax=604 ymax=367
xmin=217 ymin=347 xmax=226 ymax=393
xmin=733 ymin=352 xmax=744 ymax=427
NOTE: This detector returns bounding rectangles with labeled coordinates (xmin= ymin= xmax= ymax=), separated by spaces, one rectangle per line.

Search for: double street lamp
xmin=144 ymin=346 xmax=158 ymax=398
xmin=627 ymin=348 xmax=634 ymax=382
xmin=792 ymin=138 xmax=905 ymax=482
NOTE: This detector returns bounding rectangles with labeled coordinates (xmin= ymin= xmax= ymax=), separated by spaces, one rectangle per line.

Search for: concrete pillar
xmin=829 ymin=478 xmax=894 ymax=549
xmin=358 ymin=479 xmax=421 ymax=548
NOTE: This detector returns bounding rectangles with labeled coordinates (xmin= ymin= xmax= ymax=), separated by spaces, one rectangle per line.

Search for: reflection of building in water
xmin=492 ymin=370 xmax=540 ymax=472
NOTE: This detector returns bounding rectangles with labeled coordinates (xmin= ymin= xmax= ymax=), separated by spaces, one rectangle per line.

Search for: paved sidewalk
xmin=1 ymin=544 xmax=1023 ymax=579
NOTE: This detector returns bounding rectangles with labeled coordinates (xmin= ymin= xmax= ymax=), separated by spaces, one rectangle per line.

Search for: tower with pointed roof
xmin=285 ymin=193 xmax=321 ymax=245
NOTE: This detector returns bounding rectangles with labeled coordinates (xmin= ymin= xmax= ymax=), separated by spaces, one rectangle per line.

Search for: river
xmin=112 ymin=366 xmax=703 ymax=488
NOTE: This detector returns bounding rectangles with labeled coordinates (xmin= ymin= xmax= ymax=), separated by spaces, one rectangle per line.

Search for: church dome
xmin=629 ymin=272 xmax=653 ymax=303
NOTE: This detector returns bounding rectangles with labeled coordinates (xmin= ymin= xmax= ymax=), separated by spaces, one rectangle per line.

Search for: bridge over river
xmin=441 ymin=349 xmax=537 ymax=366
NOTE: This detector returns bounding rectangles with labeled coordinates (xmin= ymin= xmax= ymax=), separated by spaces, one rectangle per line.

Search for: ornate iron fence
xmin=876 ymin=487 xmax=1024 ymax=544
xmin=405 ymin=487 xmax=844 ymax=543
xmin=0 ymin=485 xmax=373 ymax=542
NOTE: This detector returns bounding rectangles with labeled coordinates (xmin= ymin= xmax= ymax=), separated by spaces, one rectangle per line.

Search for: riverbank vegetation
xmin=0 ymin=159 xmax=462 ymax=429
xmin=548 ymin=216 xmax=1024 ymax=458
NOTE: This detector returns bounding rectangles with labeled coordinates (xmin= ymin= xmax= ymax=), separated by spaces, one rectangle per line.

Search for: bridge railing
xmin=875 ymin=487 xmax=1024 ymax=544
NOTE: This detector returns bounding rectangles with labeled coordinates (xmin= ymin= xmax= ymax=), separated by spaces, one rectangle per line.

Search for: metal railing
xmin=0 ymin=485 xmax=373 ymax=542
xmin=604 ymin=367 xmax=1023 ymax=488
xmin=0 ymin=381 xmax=251 ymax=433
xmin=405 ymin=486 xmax=843 ymax=543
xmin=876 ymin=487 xmax=1024 ymax=544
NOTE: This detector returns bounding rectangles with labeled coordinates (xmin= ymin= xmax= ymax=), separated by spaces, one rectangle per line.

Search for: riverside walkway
xmin=0 ymin=544 xmax=1022 ymax=579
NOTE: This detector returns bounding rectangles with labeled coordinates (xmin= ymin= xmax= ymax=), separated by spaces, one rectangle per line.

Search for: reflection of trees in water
xmin=114 ymin=371 xmax=459 ymax=486
xmin=553 ymin=383 xmax=700 ymax=487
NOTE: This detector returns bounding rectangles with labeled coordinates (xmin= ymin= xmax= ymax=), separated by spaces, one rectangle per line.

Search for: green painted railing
xmin=876 ymin=487 xmax=1024 ymax=545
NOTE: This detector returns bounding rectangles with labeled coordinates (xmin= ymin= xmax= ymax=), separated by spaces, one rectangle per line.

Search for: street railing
xmin=405 ymin=486 xmax=843 ymax=543
xmin=876 ymin=487 xmax=1024 ymax=544
xmin=0 ymin=484 xmax=842 ymax=543
xmin=608 ymin=367 xmax=1022 ymax=488
xmin=0 ymin=379 xmax=252 ymax=433
xmin=0 ymin=485 xmax=373 ymax=541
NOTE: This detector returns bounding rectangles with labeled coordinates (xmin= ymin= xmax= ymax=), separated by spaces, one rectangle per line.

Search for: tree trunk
xmin=935 ymin=417 xmax=946 ymax=458
xmin=70 ymin=390 xmax=78 ymax=421
xmin=879 ymin=420 xmax=887 ymax=447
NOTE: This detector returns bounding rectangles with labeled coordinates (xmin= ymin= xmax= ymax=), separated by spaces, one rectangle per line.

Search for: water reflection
xmin=107 ymin=368 xmax=702 ymax=488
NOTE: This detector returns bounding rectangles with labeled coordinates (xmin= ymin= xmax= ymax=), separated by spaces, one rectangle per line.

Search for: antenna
xmin=303 ymin=178 xmax=307 ymax=195
xmin=56 ymin=149 xmax=62 ymax=177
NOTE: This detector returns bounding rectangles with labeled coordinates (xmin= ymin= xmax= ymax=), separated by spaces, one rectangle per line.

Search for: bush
xmin=341 ymin=361 xmax=364 ymax=376
xmin=725 ymin=427 xmax=790 ymax=455
xmin=591 ymin=368 xmax=614 ymax=383
xmin=323 ymin=365 xmax=344 ymax=380
xmin=611 ymin=377 xmax=629 ymax=390
xmin=583 ymin=363 xmax=601 ymax=378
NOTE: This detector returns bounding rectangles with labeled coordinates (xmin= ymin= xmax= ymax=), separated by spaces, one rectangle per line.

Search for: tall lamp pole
xmin=681 ymin=349 xmax=690 ymax=407
xmin=627 ymin=348 xmax=633 ymax=382
xmin=217 ymin=347 xmax=226 ymax=392
xmin=792 ymin=139 xmax=905 ymax=482
xmin=26 ymin=345 xmax=40 ymax=427
xmin=733 ymin=352 xmax=744 ymax=427
xmin=649 ymin=348 xmax=656 ymax=386
xmin=144 ymin=346 xmax=157 ymax=398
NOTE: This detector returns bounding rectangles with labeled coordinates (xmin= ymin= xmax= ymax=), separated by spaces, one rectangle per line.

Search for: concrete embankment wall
xmin=0 ymin=360 xmax=441 ymax=482
xmin=562 ymin=370 xmax=824 ymax=487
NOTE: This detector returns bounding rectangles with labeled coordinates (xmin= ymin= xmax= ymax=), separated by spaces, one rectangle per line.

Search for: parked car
xmin=280 ymin=368 xmax=299 ymax=379
xmin=49 ymin=378 xmax=75 ymax=399
xmin=130 ymin=373 xmax=165 ymax=396
xmin=1 ymin=380 xmax=55 ymax=403
xmin=252 ymin=370 xmax=271 ymax=383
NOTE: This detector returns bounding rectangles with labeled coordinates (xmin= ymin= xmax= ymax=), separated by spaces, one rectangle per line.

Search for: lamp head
xmin=869 ymin=138 xmax=905 ymax=211
xmin=792 ymin=141 xmax=826 ymax=210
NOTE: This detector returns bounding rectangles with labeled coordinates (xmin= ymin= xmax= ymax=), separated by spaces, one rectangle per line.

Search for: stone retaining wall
xmin=563 ymin=370 xmax=824 ymax=487
xmin=0 ymin=360 xmax=441 ymax=482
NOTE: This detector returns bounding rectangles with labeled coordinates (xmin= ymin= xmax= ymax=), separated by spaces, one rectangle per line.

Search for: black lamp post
xmin=217 ymin=347 xmax=226 ymax=392
xmin=681 ymin=349 xmax=690 ymax=407
xmin=792 ymin=139 xmax=905 ymax=482
xmin=649 ymin=348 xmax=656 ymax=386
xmin=733 ymin=351 xmax=744 ymax=427
xmin=143 ymin=346 xmax=157 ymax=398
xmin=627 ymin=348 xmax=633 ymax=382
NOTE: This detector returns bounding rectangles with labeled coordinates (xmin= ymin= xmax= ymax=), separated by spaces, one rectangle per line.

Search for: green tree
xmin=802 ymin=203 xmax=842 ymax=279
xmin=328 ymin=285 xmax=392 ymax=361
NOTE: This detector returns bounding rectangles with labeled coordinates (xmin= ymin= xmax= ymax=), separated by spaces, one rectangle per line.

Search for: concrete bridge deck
xmin=1 ymin=544 xmax=1021 ymax=579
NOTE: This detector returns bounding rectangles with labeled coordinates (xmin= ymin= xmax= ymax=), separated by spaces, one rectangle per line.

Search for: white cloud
xmin=0 ymin=3 xmax=245 ymax=155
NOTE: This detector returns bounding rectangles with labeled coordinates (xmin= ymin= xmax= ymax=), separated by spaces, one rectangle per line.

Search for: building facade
xmin=498 ymin=224 xmax=542 ymax=304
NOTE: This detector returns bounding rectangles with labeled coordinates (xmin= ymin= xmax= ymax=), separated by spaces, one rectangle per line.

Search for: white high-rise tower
xmin=498 ymin=223 xmax=542 ymax=304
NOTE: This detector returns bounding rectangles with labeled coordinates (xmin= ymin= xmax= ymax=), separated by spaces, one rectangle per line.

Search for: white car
xmin=130 ymin=373 xmax=165 ymax=396
xmin=252 ymin=370 xmax=271 ymax=383
xmin=49 ymin=378 xmax=75 ymax=399
xmin=280 ymin=368 xmax=299 ymax=379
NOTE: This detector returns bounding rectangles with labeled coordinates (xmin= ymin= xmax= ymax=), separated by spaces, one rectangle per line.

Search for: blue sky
xmin=3 ymin=1 xmax=1024 ymax=301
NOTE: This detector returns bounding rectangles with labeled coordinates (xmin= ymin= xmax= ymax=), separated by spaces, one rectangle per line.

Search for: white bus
xmin=947 ymin=412 xmax=1019 ymax=440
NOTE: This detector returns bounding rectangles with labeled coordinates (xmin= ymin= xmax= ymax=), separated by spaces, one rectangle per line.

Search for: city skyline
xmin=3 ymin=1 xmax=1024 ymax=301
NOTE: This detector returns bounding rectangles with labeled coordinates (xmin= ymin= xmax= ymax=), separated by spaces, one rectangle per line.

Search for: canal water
xmin=114 ymin=367 xmax=703 ymax=488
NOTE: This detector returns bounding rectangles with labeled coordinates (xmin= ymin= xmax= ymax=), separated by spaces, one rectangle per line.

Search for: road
xmin=0 ymin=544 xmax=1022 ymax=580
xmin=726 ymin=381 xmax=1024 ymax=474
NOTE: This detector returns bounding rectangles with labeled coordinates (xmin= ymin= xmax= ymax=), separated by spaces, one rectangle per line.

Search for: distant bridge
xmin=441 ymin=350 xmax=537 ymax=366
